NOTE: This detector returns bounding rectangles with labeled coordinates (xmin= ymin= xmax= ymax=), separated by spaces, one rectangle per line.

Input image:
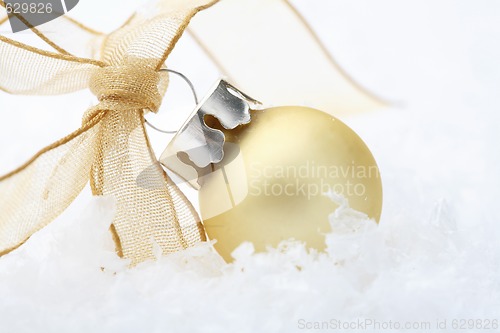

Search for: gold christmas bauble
xmin=199 ymin=106 xmax=382 ymax=262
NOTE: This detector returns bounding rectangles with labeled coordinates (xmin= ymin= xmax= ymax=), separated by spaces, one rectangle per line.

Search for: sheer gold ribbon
xmin=188 ymin=0 xmax=387 ymax=115
xmin=0 ymin=0 xmax=219 ymax=265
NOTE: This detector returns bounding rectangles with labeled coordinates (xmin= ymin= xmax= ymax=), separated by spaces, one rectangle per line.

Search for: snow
xmin=1 ymin=0 xmax=499 ymax=332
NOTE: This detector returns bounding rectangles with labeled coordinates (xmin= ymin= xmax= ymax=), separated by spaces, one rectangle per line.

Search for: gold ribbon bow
xmin=0 ymin=0 xmax=219 ymax=265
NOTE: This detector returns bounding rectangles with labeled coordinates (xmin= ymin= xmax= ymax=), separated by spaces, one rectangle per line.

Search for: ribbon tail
xmin=0 ymin=113 xmax=103 ymax=256
xmin=188 ymin=0 xmax=388 ymax=115
xmin=90 ymin=109 xmax=205 ymax=266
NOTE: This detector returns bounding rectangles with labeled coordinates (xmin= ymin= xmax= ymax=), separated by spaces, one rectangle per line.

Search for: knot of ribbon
xmin=89 ymin=59 xmax=162 ymax=113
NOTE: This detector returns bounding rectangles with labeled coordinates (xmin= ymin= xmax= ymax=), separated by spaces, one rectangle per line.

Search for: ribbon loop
xmin=89 ymin=58 xmax=162 ymax=112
